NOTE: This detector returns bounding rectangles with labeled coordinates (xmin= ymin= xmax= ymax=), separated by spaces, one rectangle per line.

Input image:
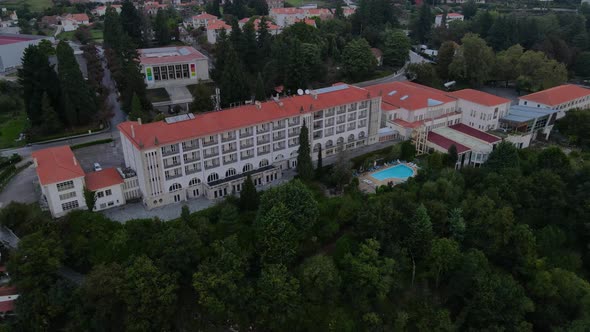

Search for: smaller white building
xmin=32 ymin=146 xmax=87 ymax=218
xmin=139 ymin=46 xmax=210 ymax=86
xmin=93 ymin=5 xmax=121 ymax=16
xmin=450 ymin=89 xmax=511 ymax=131
xmin=192 ymin=12 xmax=218 ymax=28
xmin=206 ymin=19 xmax=231 ymax=44
xmin=84 ymin=168 xmax=126 ymax=211
xmin=434 ymin=13 xmax=464 ymax=28
xmin=518 ymin=84 xmax=590 ymax=119
xmin=61 ymin=13 xmax=90 ymax=32
xmin=498 ymin=105 xmax=559 ymax=149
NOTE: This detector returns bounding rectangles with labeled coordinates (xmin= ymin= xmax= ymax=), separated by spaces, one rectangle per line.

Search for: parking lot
xmin=73 ymin=137 xmax=124 ymax=173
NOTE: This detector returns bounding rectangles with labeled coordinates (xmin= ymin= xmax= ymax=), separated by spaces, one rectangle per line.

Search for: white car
xmin=93 ymin=163 xmax=102 ymax=172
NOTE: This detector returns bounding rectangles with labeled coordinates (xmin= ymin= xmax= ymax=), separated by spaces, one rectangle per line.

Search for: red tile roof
xmin=0 ymin=287 xmax=17 ymax=297
xmin=118 ymin=84 xmax=373 ymax=150
xmin=32 ymin=146 xmax=84 ymax=186
xmin=0 ymin=301 xmax=14 ymax=313
xmin=84 ymin=168 xmax=123 ymax=191
xmin=70 ymin=13 xmax=89 ymax=22
xmin=428 ymin=132 xmax=470 ymax=154
xmin=206 ymin=19 xmax=231 ymax=30
xmin=450 ymin=123 xmax=501 ymax=144
xmin=519 ymin=84 xmax=590 ymax=107
xmin=367 ymin=81 xmax=456 ymax=111
xmin=193 ymin=12 xmax=217 ymax=20
xmin=138 ymin=46 xmax=207 ymax=65
xmin=449 ymin=89 xmax=511 ymax=107
xmin=391 ymin=111 xmax=462 ymax=129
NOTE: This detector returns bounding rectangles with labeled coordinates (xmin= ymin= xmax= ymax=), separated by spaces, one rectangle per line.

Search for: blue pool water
xmin=371 ymin=164 xmax=414 ymax=181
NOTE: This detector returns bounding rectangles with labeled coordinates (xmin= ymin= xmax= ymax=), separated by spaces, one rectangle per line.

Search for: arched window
xmin=290 ymin=150 xmax=298 ymax=156
xmin=348 ymin=134 xmax=355 ymax=142
xmin=313 ymin=143 xmax=321 ymax=152
xmin=358 ymin=131 xmax=366 ymax=138
xmin=337 ymin=137 xmax=344 ymax=145
xmin=188 ymin=178 xmax=201 ymax=186
xmin=275 ymin=154 xmax=284 ymax=160
xmin=259 ymin=159 xmax=269 ymax=168
xmin=225 ymin=168 xmax=237 ymax=177
xmin=243 ymin=163 xmax=253 ymax=173
xmin=325 ymin=140 xmax=334 ymax=148
xmin=207 ymin=173 xmax=219 ymax=183
xmin=169 ymin=183 xmax=182 ymax=192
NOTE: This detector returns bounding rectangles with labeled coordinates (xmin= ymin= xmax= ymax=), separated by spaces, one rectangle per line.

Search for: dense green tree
xmin=255 ymin=264 xmax=301 ymax=330
xmin=462 ymin=0 xmax=478 ymax=20
xmin=493 ymin=44 xmax=524 ymax=85
xmin=103 ymin=7 xmax=124 ymax=49
xmin=437 ymin=41 xmax=457 ymax=80
xmin=254 ymin=72 xmax=266 ymax=101
xmin=449 ymin=33 xmax=494 ymax=85
xmin=154 ymin=9 xmax=171 ymax=46
xmin=205 ymin=0 xmax=221 ymax=17
xmin=219 ymin=45 xmax=251 ymax=107
xmin=382 ymin=29 xmax=411 ymax=68
xmin=316 ymin=145 xmax=323 ymax=179
xmin=124 ymin=256 xmax=178 ymax=331
xmin=406 ymin=62 xmax=442 ymax=88
xmin=239 ymin=174 xmax=259 ymax=211
xmin=341 ymin=38 xmax=377 ymax=81
xmin=39 ymin=92 xmax=63 ymax=135
xmin=448 ymin=208 xmax=466 ymax=241
xmin=575 ymin=52 xmax=590 ymax=78
xmin=241 ymin=22 xmax=258 ymax=73
xmin=516 ymin=50 xmax=568 ymax=92
xmin=412 ymin=4 xmax=433 ymax=44
xmin=190 ymin=82 xmax=213 ymax=113
xmin=80 ymin=263 xmax=127 ymax=331
xmin=485 ymin=141 xmax=520 ymax=171
xmin=447 ymin=144 xmax=458 ymax=167
xmin=400 ymin=140 xmax=416 ymax=161
xmin=555 ymin=109 xmax=590 ymax=149
xmin=297 ymin=120 xmax=314 ymax=180
xmin=120 ymin=0 xmax=144 ymax=46
xmin=300 ymin=254 xmax=341 ymax=304
xmin=404 ymin=204 xmax=434 ymax=285
xmin=128 ymin=93 xmax=146 ymax=122
xmin=426 ymin=238 xmax=460 ymax=288
xmin=83 ymin=187 xmax=96 ymax=212
xmin=255 ymin=202 xmax=298 ymax=264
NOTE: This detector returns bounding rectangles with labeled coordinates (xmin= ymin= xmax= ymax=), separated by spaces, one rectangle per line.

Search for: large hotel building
xmin=117 ymin=84 xmax=381 ymax=208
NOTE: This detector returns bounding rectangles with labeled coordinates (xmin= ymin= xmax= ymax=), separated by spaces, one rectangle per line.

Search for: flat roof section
xmin=427 ymin=131 xmax=471 ymax=154
xmin=0 ymin=33 xmax=45 ymax=45
xmin=501 ymin=105 xmax=559 ymax=124
xmin=433 ymin=127 xmax=491 ymax=152
xmin=138 ymin=46 xmax=207 ymax=65
xmin=449 ymin=123 xmax=501 ymax=144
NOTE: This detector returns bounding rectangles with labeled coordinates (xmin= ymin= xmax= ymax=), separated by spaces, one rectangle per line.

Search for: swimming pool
xmin=371 ymin=164 xmax=415 ymax=181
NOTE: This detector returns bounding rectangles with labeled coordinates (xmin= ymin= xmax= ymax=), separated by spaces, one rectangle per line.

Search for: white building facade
xmin=139 ymin=46 xmax=210 ymax=87
xmin=518 ymin=84 xmax=590 ymax=119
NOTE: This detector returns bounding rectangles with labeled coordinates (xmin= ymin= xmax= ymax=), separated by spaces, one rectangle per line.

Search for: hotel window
xmin=105 ymin=189 xmax=112 ymax=196
xmin=97 ymin=191 xmax=104 ymax=198
xmin=175 ymin=64 xmax=182 ymax=79
xmin=56 ymin=180 xmax=74 ymax=192
xmin=62 ymin=200 xmax=79 ymax=211
xmin=168 ymin=65 xmax=175 ymax=79
xmin=59 ymin=191 xmax=76 ymax=201
xmin=154 ymin=67 xmax=161 ymax=80
xmin=182 ymin=64 xmax=189 ymax=78
xmin=161 ymin=66 xmax=168 ymax=80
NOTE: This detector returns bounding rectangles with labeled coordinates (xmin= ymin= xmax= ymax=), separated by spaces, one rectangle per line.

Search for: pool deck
xmin=357 ymin=162 xmax=418 ymax=193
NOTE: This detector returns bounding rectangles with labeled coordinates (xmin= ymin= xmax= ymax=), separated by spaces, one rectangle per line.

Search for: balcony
xmin=163 ymin=160 xmax=181 ymax=169
xmin=183 ymin=155 xmax=200 ymax=163
xmin=203 ymin=150 xmax=219 ymax=158
xmin=223 ymin=158 xmax=237 ymax=165
xmin=222 ymin=145 xmax=237 ymax=154
xmin=288 ymin=129 xmax=299 ymax=137
xmin=336 ymin=127 xmax=345 ymax=134
xmin=313 ymin=111 xmax=323 ymax=120
xmin=257 ymin=148 xmax=271 ymax=155
xmin=221 ymin=134 xmax=236 ymax=143
xmin=161 ymin=148 xmax=179 ymax=157
xmin=165 ymin=173 xmax=183 ymax=181
xmin=257 ymin=126 xmax=270 ymax=134
xmin=240 ymin=153 xmax=254 ymax=160
xmin=273 ymin=122 xmax=286 ymax=130
xmin=257 ymin=136 xmax=270 ymax=145
xmin=273 ymin=133 xmax=286 ymax=140
xmin=185 ymin=166 xmax=201 ymax=175
xmin=336 ymin=117 xmax=345 ymax=124
xmin=313 ymin=131 xmax=322 ymax=139
xmin=181 ymin=143 xmax=199 ymax=152
xmin=202 ymin=139 xmax=218 ymax=147
xmin=289 ymin=118 xmax=300 ymax=126
xmin=288 ymin=140 xmax=299 ymax=148
xmin=239 ymin=130 xmax=253 ymax=138
xmin=240 ymin=141 xmax=254 ymax=149
xmin=313 ymin=121 xmax=323 ymax=130
xmin=205 ymin=161 xmax=220 ymax=170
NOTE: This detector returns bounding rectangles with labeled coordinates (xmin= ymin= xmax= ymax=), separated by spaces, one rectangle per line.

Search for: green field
xmin=57 ymin=29 xmax=104 ymax=42
xmin=0 ymin=113 xmax=27 ymax=149
xmin=1 ymin=0 xmax=52 ymax=12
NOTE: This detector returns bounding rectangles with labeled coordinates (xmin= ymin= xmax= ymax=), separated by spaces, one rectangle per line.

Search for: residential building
xmin=270 ymin=7 xmax=333 ymax=27
xmin=427 ymin=124 xmax=501 ymax=168
xmin=32 ymin=146 xmax=87 ymax=218
xmin=206 ymin=19 xmax=231 ymax=44
xmin=518 ymin=84 xmax=590 ymax=119
xmin=434 ymin=13 xmax=464 ymax=27
xmin=192 ymin=12 xmax=218 ymax=28
xmin=449 ymin=89 xmax=511 ymax=131
xmin=139 ymin=46 xmax=210 ymax=86
xmin=61 ymin=13 xmax=90 ymax=32
xmin=143 ymin=1 xmax=169 ymax=15
xmin=117 ymin=83 xmax=382 ymax=208
xmin=266 ymin=0 xmax=284 ymax=8
xmin=0 ymin=33 xmax=55 ymax=72
xmin=239 ymin=17 xmax=282 ymax=35
xmin=497 ymin=105 xmax=559 ymax=148
xmin=84 ymin=168 xmax=126 ymax=211
xmin=0 ymin=284 xmax=18 ymax=319
xmin=92 ymin=4 xmax=122 ymax=16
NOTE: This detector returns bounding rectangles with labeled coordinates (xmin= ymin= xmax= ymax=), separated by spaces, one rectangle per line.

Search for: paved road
xmin=355 ymin=51 xmax=429 ymax=87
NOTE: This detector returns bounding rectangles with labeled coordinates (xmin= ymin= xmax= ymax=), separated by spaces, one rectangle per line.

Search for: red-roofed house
xmin=449 ymin=89 xmax=511 ymax=131
xmin=192 ymin=12 xmax=218 ymax=28
xmin=270 ymin=7 xmax=332 ymax=27
xmin=518 ymin=84 xmax=590 ymax=119
xmin=93 ymin=5 xmax=122 ymax=16
xmin=118 ymin=83 xmax=382 ymax=207
xmin=32 ymin=146 xmax=87 ymax=217
xmin=435 ymin=12 xmax=464 ymax=27
xmin=138 ymin=46 xmax=210 ymax=86
xmin=0 ymin=285 xmax=17 ymax=318
xmin=206 ymin=19 xmax=231 ymax=44
xmin=239 ymin=18 xmax=283 ymax=35
xmin=85 ymin=168 xmax=125 ymax=211
xmin=427 ymin=125 xmax=501 ymax=168
xmin=61 ymin=13 xmax=90 ymax=32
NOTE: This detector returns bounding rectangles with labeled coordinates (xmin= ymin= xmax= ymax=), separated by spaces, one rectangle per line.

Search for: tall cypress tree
xmin=257 ymin=17 xmax=272 ymax=70
xmin=316 ymin=145 xmax=323 ymax=179
xmin=57 ymin=41 xmax=97 ymax=126
xmin=255 ymin=72 xmax=266 ymax=101
xmin=239 ymin=174 xmax=259 ymax=211
xmin=103 ymin=7 xmax=124 ymax=49
xmin=120 ymin=0 xmax=144 ymax=47
xmin=154 ymin=9 xmax=171 ymax=46
xmin=296 ymin=120 xmax=314 ymax=180
xmin=241 ymin=21 xmax=258 ymax=73
xmin=219 ymin=45 xmax=250 ymax=107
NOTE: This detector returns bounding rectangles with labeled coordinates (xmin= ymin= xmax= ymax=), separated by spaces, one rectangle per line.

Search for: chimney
xmin=137 ymin=117 xmax=142 ymax=125
xmin=73 ymin=156 xmax=77 ymax=166
xmin=131 ymin=125 xmax=135 ymax=138
xmin=33 ymin=158 xmax=38 ymax=167
xmin=255 ymin=101 xmax=262 ymax=109
xmin=312 ymin=92 xmax=318 ymax=100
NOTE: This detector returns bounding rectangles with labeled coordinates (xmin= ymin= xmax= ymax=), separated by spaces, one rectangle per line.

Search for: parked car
xmin=93 ymin=163 xmax=102 ymax=172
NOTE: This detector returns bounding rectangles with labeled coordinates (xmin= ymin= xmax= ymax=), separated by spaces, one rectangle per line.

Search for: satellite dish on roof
xmin=304 ymin=89 xmax=310 ymax=95
xmin=297 ymin=89 xmax=304 ymax=96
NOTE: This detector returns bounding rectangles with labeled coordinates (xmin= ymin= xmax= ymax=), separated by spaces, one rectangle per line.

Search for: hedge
xmin=0 ymin=154 xmax=22 ymax=170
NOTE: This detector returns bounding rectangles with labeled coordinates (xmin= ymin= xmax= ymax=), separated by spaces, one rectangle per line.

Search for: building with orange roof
xmin=60 ymin=13 xmax=90 ymax=32
xmin=138 ymin=46 xmax=209 ymax=87
xmin=32 ymin=146 xmax=87 ymax=217
xmin=449 ymin=89 xmax=512 ymax=131
xmin=93 ymin=4 xmax=121 ymax=16
xmin=206 ymin=19 xmax=231 ymax=44
xmin=435 ymin=12 xmax=464 ymax=27
xmin=270 ymin=7 xmax=332 ymax=27
xmin=85 ymin=168 xmax=126 ymax=211
xmin=517 ymin=84 xmax=590 ymax=119
xmin=118 ymin=83 xmax=382 ymax=207
xmin=192 ymin=12 xmax=218 ymax=28
xmin=239 ymin=17 xmax=282 ymax=35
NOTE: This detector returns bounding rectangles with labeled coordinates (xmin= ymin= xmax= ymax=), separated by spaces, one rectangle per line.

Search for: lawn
xmin=1 ymin=0 xmax=52 ymax=12
xmin=57 ymin=29 xmax=104 ymax=42
xmin=286 ymin=0 xmax=332 ymax=7
xmin=0 ymin=113 xmax=27 ymax=149
xmin=146 ymin=88 xmax=170 ymax=103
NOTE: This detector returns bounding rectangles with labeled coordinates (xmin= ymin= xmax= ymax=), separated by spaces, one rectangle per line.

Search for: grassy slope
xmin=0 ymin=113 xmax=27 ymax=149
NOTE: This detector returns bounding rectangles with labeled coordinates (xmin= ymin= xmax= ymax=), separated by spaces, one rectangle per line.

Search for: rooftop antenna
xmin=297 ymin=88 xmax=304 ymax=96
